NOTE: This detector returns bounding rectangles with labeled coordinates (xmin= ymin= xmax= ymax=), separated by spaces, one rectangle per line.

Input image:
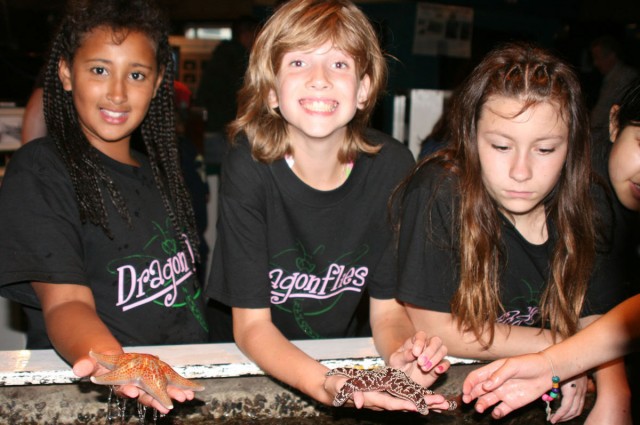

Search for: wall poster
xmin=413 ymin=2 xmax=473 ymax=58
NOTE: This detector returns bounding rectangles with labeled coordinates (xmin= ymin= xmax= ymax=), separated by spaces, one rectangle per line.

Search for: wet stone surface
xmin=0 ymin=365 xmax=594 ymax=425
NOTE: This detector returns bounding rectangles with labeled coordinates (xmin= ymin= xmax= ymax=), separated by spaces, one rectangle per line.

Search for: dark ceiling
xmin=2 ymin=0 xmax=639 ymax=105
xmin=5 ymin=0 xmax=640 ymax=21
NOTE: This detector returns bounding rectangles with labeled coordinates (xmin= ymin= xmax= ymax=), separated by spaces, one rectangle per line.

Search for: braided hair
xmin=42 ymin=0 xmax=199 ymax=258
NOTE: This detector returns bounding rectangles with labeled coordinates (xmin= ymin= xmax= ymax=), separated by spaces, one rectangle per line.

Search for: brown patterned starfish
xmin=326 ymin=366 xmax=457 ymax=415
xmin=89 ymin=351 xmax=204 ymax=410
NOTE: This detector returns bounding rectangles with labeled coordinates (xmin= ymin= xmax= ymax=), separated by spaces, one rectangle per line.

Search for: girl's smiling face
xmin=609 ymin=109 xmax=640 ymax=211
xmin=268 ymin=41 xmax=370 ymax=147
xmin=58 ymin=26 xmax=163 ymax=152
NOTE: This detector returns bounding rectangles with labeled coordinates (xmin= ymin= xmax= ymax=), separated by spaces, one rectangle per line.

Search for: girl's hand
xmin=72 ymin=354 xmax=173 ymax=414
xmin=116 ymin=384 xmax=197 ymax=415
xmin=72 ymin=354 xmax=169 ymax=413
xmin=388 ymin=332 xmax=449 ymax=388
xmin=72 ymin=353 xmax=105 ymax=379
xmin=462 ymin=355 xmax=587 ymax=423
xmin=323 ymin=373 xmax=449 ymax=413
xmin=549 ymin=375 xmax=586 ymax=423
xmin=462 ymin=355 xmax=550 ymax=418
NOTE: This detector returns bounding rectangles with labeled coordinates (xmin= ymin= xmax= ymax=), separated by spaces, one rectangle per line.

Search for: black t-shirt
xmin=0 ymin=138 xmax=209 ymax=347
xmin=396 ymin=162 xmax=625 ymax=326
xmin=206 ymin=129 xmax=415 ymax=340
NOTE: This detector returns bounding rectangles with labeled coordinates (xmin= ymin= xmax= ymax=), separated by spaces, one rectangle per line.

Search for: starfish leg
xmin=89 ymin=351 xmax=143 ymax=369
xmin=332 ymin=377 xmax=389 ymax=407
xmin=135 ymin=364 xmax=173 ymax=410
xmin=380 ymin=369 xmax=432 ymax=414
xmin=160 ymin=361 xmax=205 ymax=391
xmin=326 ymin=367 xmax=367 ymax=379
xmin=90 ymin=361 xmax=148 ymax=386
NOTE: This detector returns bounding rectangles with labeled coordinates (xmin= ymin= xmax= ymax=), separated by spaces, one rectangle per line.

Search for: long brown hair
xmin=228 ymin=0 xmax=388 ymax=164
xmin=394 ymin=42 xmax=594 ymax=347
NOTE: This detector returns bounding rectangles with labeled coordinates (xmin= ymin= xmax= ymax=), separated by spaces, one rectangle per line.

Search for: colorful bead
xmin=539 ymin=351 xmax=561 ymax=421
xmin=541 ymin=375 xmax=561 ymax=403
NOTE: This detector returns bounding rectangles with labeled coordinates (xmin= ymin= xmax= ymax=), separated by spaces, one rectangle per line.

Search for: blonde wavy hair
xmin=228 ymin=0 xmax=388 ymax=163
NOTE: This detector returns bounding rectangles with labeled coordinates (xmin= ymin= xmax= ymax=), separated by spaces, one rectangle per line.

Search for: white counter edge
xmin=0 ymin=337 xmax=478 ymax=386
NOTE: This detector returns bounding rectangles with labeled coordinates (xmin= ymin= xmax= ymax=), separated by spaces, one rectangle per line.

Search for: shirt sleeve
xmin=366 ymin=142 xmax=416 ymax=300
xmin=396 ymin=165 xmax=459 ymax=312
xmin=0 ymin=142 xmax=87 ymax=307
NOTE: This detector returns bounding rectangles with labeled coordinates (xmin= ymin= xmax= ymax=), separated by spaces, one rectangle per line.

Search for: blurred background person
xmin=194 ymin=15 xmax=260 ymax=171
xmin=589 ymin=35 xmax=638 ymax=143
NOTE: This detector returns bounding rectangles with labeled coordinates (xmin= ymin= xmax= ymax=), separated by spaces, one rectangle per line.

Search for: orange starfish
xmin=89 ymin=351 xmax=205 ymax=410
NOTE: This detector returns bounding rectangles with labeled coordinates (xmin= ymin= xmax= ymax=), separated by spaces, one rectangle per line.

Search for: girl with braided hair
xmin=393 ymin=42 xmax=630 ymax=423
xmin=0 ymin=0 xmax=208 ymax=412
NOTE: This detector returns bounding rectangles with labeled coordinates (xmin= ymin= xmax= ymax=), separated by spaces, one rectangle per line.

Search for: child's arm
xmin=232 ymin=306 xmax=448 ymax=412
xmin=370 ymin=298 xmax=423 ymax=361
xmin=578 ymin=315 xmax=632 ymax=425
xmin=32 ymin=282 xmax=196 ymax=414
xmin=405 ymin=307 xmax=556 ymax=359
xmin=370 ymin=298 xmax=449 ymax=388
xmin=407 ymin=306 xmax=589 ymax=421
xmin=32 ymin=282 xmax=121 ymax=364
xmin=585 ymin=359 xmax=631 ymax=425
xmin=462 ymin=294 xmax=640 ymax=420
xmin=232 ymin=307 xmax=334 ymax=401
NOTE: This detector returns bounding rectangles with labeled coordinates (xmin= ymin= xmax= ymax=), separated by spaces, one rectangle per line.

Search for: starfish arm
xmin=162 ymin=365 xmax=205 ymax=391
xmin=90 ymin=372 xmax=141 ymax=387
xmin=89 ymin=360 xmax=150 ymax=386
xmin=137 ymin=376 xmax=174 ymax=410
xmin=326 ymin=367 xmax=367 ymax=379
xmin=381 ymin=368 xmax=433 ymax=414
xmin=333 ymin=380 xmax=361 ymax=406
xmin=332 ymin=389 xmax=351 ymax=407
xmin=385 ymin=386 xmax=430 ymax=415
xmin=332 ymin=374 xmax=389 ymax=407
xmin=89 ymin=350 xmax=124 ymax=369
xmin=414 ymin=399 xmax=430 ymax=415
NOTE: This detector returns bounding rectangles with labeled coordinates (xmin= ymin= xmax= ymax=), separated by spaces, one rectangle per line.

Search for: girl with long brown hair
xmin=393 ymin=42 xmax=630 ymax=423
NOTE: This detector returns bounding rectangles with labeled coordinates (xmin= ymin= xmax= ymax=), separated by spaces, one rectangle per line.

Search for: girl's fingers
xmin=72 ymin=356 xmax=98 ymax=378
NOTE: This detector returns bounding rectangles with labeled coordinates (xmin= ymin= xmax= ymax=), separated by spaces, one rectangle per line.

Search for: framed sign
xmin=413 ymin=2 xmax=473 ymax=58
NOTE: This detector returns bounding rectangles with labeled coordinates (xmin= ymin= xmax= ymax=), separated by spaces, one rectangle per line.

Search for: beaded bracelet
xmin=540 ymin=351 xmax=560 ymax=422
